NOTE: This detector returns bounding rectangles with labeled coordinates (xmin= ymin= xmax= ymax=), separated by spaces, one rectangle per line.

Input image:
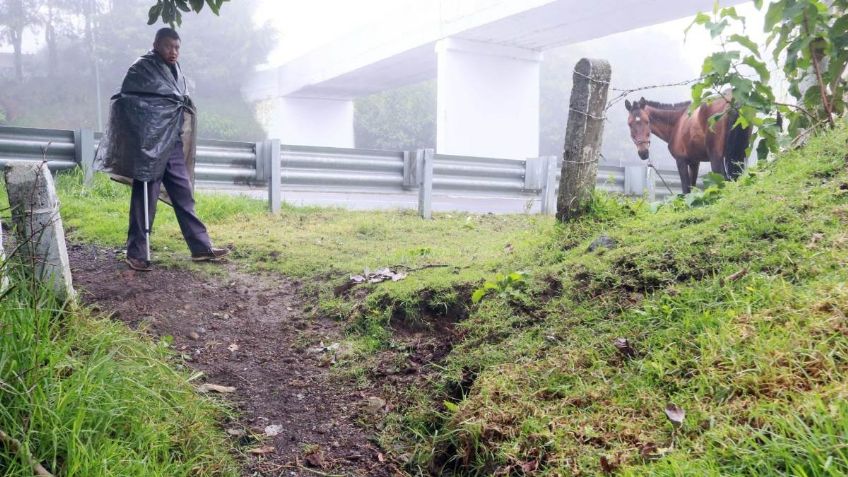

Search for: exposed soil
xmin=68 ymin=243 xmax=408 ymax=477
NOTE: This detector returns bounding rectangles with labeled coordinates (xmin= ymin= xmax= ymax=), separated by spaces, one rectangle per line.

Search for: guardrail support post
xmin=266 ymin=139 xmax=281 ymax=213
xmin=418 ymin=149 xmax=434 ymax=219
xmin=403 ymin=151 xmax=417 ymax=190
xmin=624 ymin=166 xmax=646 ymax=196
xmin=540 ymin=156 xmax=558 ymax=216
xmin=74 ymin=128 xmax=95 ymax=186
xmin=646 ymin=166 xmax=656 ymax=202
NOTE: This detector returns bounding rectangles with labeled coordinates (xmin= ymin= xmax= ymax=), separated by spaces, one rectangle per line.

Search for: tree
xmin=0 ymin=0 xmax=40 ymax=81
xmin=146 ymin=0 xmax=229 ymax=26
xmin=689 ymin=0 xmax=847 ymax=159
xmin=354 ymin=82 xmax=436 ymax=150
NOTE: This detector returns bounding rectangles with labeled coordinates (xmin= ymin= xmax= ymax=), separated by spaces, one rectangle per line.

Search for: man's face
xmin=154 ymin=37 xmax=180 ymax=65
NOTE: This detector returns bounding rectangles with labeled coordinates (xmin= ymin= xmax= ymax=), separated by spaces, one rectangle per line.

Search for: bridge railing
xmin=0 ymin=125 xmax=695 ymax=217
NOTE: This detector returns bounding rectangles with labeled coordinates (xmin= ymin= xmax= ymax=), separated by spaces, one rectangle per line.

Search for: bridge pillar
xmin=265 ymin=96 xmax=354 ymax=148
xmin=435 ymin=38 xmax=541 ymax=159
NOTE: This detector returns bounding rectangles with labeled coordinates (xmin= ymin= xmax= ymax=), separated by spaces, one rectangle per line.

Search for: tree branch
xmin=0 ymin=429 xmax=54 ymax=477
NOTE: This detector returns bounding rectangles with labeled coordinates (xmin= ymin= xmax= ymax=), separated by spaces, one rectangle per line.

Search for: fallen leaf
xmin=228 ymin=343 xmax=240 ymax=352
xmin=198 ymin=383 xmax=236 ymax=393
xmin=247 ymin=445 xmax=275 ymax=455
xmin=724 ymin=268 xmax=748 ymax=282
xmin=264 ymin=424 xmax=283 ymax=437
xmin=520 ymin=460 xmax=538 ymax=472
xmin=305 ymin=449 xmax=326 ymax=468
xmin=665 ymin=403 xmax=685 ymax=426
xmin=639 ymin=442 xmax=658 ymax=459
xmin=600 ymin=455 xmax=618 ymax=474
xmin=226 ymin=428 xmax=246 ymax=437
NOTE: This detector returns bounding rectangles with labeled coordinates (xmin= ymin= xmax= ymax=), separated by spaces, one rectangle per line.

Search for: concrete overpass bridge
xmin=245 ymin=0 xmax=741 ymax=159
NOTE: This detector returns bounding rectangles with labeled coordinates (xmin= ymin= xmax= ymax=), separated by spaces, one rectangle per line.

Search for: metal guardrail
xmin=0 ymin=125 xmax=697 ymax=217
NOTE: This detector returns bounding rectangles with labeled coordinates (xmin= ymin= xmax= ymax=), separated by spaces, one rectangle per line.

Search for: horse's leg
xmin=707 ymin=121 xmax=729 ymax=179
xmin=689 ymin=161 xmax=700 ymax=190
xmin=709 ymin=152 xmax=725 ymax=179
xmin=677 ymin=159 xmax=691 ymax=195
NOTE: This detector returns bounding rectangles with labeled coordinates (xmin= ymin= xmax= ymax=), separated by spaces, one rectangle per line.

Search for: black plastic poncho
xmin=95 ymin=50 xmax=197 ymax=186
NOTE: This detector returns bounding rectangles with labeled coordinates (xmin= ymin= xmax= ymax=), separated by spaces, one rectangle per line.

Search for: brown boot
xmin=126 ymin=256 xmax=153 ymax=271
xmin=191 ymin=247 xmax=229 ymax=262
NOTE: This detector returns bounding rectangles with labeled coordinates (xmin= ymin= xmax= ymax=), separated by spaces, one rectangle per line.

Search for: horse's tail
xmin=723 ymin=107 xmax=751 ymax=180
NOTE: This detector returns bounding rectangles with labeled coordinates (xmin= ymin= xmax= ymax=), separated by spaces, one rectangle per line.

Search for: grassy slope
xmin=13 ymin=126 xmax=847 ymax=475
xmin=0 ymin=281 xmax=238 ymax=476
xmin=389 ymin=128 xmax=848 ymax=476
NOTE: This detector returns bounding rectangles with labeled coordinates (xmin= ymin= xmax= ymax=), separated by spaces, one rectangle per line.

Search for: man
xmin=96 ymin=27 xmax=228 ymax=271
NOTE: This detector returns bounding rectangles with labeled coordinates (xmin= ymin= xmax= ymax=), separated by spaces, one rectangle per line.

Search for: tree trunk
xmin=556 ymin=58 xmax=611 ymax=222
xmin=12 ymin=31 xmax=23 ymax=81
xmin=46 ymin=0 xmax=57 ymax=78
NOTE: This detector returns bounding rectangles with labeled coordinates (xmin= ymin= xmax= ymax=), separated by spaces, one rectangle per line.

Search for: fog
xmin=0 ymin=0 xmax=764 ymax=167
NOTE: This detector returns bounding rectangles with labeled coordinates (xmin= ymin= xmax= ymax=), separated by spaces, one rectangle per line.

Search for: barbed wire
xmin=570 ymin=68 xmax=706 ymax=122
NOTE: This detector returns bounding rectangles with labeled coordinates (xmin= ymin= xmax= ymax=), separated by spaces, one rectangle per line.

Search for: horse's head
xmin=625 ymin=97 xmax=651 ymax=160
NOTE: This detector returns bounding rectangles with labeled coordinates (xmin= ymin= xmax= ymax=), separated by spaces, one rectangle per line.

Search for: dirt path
xmin=68 ymin=243 xmax=400 ymax=477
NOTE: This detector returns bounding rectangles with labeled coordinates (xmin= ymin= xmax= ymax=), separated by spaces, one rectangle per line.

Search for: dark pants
xmin=126 ymin=141 xmax=212 ymax=260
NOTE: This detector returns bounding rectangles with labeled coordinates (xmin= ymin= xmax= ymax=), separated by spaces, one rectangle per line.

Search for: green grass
xmin=0 ymin=273 xmax=238 ymax=476
xmin=11 ymin=126 xmax=848 ymax=475
xmin=54 ymin=171 xmax=557 ymax=316
xmin=386 ymin=128 xmax=848 ymax=476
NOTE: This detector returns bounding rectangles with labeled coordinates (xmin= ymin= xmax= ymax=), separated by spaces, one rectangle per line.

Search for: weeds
xmin=0 ymin=262 xmax=237 ymax=475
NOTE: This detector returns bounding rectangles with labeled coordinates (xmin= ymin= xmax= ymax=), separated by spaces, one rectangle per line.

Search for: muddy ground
xmin=68 ymin=243 xmax=424 ymax=477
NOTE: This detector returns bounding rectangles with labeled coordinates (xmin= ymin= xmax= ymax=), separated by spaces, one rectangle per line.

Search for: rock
xmin=366 ymin=396 xmax=386 ymax=412
xmin=587 ymin=235 xmax=616 ymax=252
xmin=188 ymin=331 xmax=201 ymax=341
xmin=197 ymin=383 xmax=236 ymax=393
xmin=264 ymin=424 xmax=283 ymax=437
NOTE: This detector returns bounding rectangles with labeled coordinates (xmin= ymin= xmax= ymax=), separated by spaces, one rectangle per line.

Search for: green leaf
xmin=691 ymin=82 xmax=706 ymax=104
xmin=703 ymin=172 xmax=726 ymax=189
xmin=720 ymin=7 xmax=741 ymax=20
xmin=206 ymin=0 xmax=220 ymax=14
xmin=708 ymin=19 xmax=729 ymax=38
xmin=730 ymin=34 xmax=760 ymax=57
xmin=471 ymin=288 xmax=488 ymax=304
xmin=162 ymin=1 xmax=176 ymax=23
xmin=742 ymin=56 xmax=770 ymax=82
xmin=147 ymin=2 xmax=163 ymax=25
xmin=764 ymin=1 xmax=785 ymax=32
xmin=175 ymin=0 xmax=191 ymax=12
xmin=443 ymin=401 xmax=459 ymax=413
xmin=508 ymin=272 xmax=525 ymax=282
xmin=189 ymin=0 xmax=204 ymax=11
xmin=707 ymin=51 xmax=737 ymax=76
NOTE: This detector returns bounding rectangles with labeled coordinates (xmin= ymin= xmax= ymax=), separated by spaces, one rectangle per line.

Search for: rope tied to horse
xmin=647 ymin=160 xmax=676 ymax=196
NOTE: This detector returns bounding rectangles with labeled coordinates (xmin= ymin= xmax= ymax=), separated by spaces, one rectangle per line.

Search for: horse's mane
xmin=644 ymin=100 xmax=691 ymax=110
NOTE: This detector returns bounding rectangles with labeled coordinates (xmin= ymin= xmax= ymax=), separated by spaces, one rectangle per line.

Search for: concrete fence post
xmin=4 ymin=163 xmax=75 ymax=300
xmin=74 ymin=128 xmax=95 ymax=186
xmin=418 ymin=148 xmax=434 ymax=219
xmin=266 ymin=139 xmax=281 ymax=213
xmin=557 ymin=58 xmax=611 ymax=221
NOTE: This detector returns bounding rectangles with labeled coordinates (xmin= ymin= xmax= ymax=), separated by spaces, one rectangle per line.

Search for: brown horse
xmin=624 ymin=96 xmax=751 ymax=194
